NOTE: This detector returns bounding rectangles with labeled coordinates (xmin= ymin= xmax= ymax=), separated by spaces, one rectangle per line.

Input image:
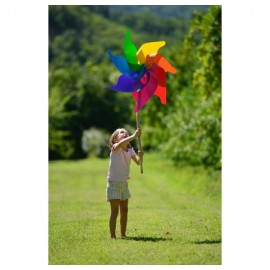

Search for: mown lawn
xmin=49 ymin=152 xmax=221 ymax=265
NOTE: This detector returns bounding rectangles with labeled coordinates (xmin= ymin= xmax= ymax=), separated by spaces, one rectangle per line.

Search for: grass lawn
xmin=49 ymin=152 xmax=221 ymax=265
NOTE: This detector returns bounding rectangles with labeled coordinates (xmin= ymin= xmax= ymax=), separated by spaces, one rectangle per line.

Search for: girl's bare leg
xmin=120 ymin=199 xmax=128 ymax=237
xmin=109 ymin=199 xmax=120 ymax=238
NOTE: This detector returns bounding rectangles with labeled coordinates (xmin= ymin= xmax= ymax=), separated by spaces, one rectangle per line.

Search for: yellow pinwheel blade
xmin=136 ymin=41 xmax=166 ymax=64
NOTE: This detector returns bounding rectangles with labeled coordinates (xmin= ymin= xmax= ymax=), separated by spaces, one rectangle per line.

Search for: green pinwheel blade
xmin=124 ymin=31 xmax=143 ymax=72
xmin=124 ymin=31 xmax=137 ymax=64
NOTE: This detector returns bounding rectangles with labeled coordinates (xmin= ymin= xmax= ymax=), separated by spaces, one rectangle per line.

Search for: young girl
xmin=106 ymin=127 xmax=143 ymax=239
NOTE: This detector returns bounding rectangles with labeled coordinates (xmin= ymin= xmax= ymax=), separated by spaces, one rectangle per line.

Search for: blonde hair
xmin=109 ymin=128 xmax=132 ymax=149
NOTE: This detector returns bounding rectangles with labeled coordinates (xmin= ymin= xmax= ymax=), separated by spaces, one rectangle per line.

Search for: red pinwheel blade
xmin=154 ymin=85 xmax=166 ymax=104
xmin=151 ymin=64 xmax=167 ymax=104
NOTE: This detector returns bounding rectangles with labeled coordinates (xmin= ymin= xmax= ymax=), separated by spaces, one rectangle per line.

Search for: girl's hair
xmin=109 ymin=128 xmax=121 ymax=148
xmin=109 ymin=128 xmax=132 ymax=149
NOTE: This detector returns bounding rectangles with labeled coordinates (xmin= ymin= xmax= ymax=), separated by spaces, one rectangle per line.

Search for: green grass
xmin=49 ymin=152 xmax=221 ymax=265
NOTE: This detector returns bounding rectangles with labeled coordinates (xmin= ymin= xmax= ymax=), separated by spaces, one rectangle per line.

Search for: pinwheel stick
xmin=136 ymin=111 xmax=143 ymax=174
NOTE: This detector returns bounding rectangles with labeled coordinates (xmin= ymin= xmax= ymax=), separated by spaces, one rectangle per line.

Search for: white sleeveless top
xmin=107 ymin=147 xmax=136 ymax=182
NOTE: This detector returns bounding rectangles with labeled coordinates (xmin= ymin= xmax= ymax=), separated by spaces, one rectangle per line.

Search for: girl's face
xmin=115 ymin=129 xmax=129 ymax=143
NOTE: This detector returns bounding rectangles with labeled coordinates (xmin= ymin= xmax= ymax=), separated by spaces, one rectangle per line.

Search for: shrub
xmin=81 ymin=127 xmax=110 ymax=158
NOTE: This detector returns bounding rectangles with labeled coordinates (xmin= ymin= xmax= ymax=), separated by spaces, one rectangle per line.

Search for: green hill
xmin=107 ymin=5 xmax=209 ymax=18
xmin=49 ymin=5 xmax=209 ymax=66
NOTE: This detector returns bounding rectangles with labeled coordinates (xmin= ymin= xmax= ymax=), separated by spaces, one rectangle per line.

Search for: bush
xmin=81 ymin=127 xmax=110 ymax=158
xmin=161 ymin=92 xmax=221 ymax=169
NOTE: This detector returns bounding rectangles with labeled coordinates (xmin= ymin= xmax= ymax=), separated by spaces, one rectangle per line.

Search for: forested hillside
xmin=107 ymin=5 xmax=209 ymax=18
xmin=49 ymin=5 xmax=221 ymax=169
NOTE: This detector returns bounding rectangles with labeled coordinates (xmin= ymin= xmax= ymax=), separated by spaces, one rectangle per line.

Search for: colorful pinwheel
xmin=108 ymin=31 xmax=176 ymax=112
xmin=108 ymin=31 xmax=176 ymax=173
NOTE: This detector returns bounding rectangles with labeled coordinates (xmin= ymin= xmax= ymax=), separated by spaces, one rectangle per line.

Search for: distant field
xmin=49 ymin=152 xmax=221 ymax=265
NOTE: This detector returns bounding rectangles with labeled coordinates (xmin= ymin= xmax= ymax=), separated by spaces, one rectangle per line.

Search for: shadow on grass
xmin=193 ymin=239 xmax=221 ymax=244
xmin=125 ymin=236 xmax=172 ymax=242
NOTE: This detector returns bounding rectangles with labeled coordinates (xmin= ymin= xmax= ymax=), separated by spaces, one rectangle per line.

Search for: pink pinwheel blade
xmin=132 ymin=71 xmax=158 ymax=112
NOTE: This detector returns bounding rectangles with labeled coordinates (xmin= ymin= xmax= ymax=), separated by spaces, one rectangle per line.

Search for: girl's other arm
xmin=131 ymin=150 xmax=144 ymax=165
xmin=131 ymin=154 xmax=140 ymax=165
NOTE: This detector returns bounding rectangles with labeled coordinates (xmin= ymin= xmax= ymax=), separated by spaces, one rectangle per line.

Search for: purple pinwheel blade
xmin=110 ymin=75 xmax=145 ymax=93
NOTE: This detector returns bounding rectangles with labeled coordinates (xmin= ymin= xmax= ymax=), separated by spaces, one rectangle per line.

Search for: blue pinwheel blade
xmin=107 ymin=50 xmax=131 ymax=75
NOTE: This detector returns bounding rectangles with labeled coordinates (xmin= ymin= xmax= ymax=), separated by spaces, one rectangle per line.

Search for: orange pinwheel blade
xmin=145 ymin=54 xmax=176 ymax=74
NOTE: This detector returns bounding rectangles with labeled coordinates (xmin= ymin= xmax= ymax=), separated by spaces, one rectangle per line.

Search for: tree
xmin=162 ymin=6 xmax=222 ymax=168
xmin=140 ymin=6 xmax=221 ymax=168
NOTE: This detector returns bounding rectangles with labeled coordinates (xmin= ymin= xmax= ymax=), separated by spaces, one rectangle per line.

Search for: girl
xmin=106 ymin=128 xmax=143 ymax=239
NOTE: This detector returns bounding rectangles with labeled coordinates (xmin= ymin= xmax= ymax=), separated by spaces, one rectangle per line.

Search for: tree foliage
xmin=158 ymin=6 xmax=221 ymax=168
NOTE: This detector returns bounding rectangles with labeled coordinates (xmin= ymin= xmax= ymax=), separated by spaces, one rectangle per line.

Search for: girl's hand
xmin=138 ymin=150 xmax=144 ymax=158
xmin=134 ymin=128 xmax=141 ymax=138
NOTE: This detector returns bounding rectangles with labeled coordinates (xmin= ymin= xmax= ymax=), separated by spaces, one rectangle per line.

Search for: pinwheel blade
xmin=110 ymin=75 xmax=145 ymax=93
xmin=132 ymin=71 xmax=158 ymax=112
xmin=107 ymin=50 xmax=131 ymax=76
xmin=146 ymin=54 xmax=176 ymax=74
xmin=136 ymin=41 xmax=166 ymax=64
xmin=151 ymin=64 xmax=167 ymax=104
xmin=124 ymin=31 xmax=138 ymax=65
